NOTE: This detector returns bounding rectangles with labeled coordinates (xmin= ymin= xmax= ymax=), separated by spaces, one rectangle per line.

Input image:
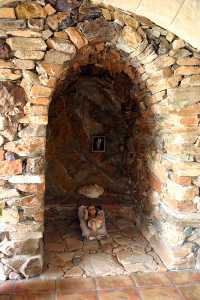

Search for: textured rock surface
xmin=91 ymin=0 xmax=200 ymax=50
xmin=6 ymin=37 xmax=47 ymax=51
xmin=78 ymin=18 xmax=120 ymax=43
xmin=14 ymin=49 xmax=45 ymax=60
xmin=0 ymin=8 xmax=15 ymax=19
xmin=46 ymin=67 xmax=133 ymax=199
xmin=16 ymin=2 xmax=46 ymax=19
xmin=81 ymin=253 xmax=124 ymax=276
xmin=46 ymin=38 xmax=76 ymax=55
xmin=65 ymin=27 xmax=88 ymax=49
xmin=0 ymin=0 xmax=199 ymax=281
xmin=44 ymin=210 xmax=165 ymax=278
xmin=78 ymin=184 xmax=104 ymax=198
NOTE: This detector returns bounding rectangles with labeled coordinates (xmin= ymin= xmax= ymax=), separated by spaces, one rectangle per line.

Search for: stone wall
xmin=2 ymin=0 xmax=200 ymax=50
xmin=92 ymin=0 xmax=200 ymax=51
xmin=46 ymin=66 xmax=134 ymax=202
xmin=0 ymin=0 xmax=200 ymax=279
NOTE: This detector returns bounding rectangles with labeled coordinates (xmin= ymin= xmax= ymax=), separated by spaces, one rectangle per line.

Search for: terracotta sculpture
xmin=78 ymin=205 xmax=108 ymax=240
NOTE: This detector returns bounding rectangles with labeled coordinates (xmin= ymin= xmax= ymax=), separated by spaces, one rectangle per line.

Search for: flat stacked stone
xmin=0 ymin=0 xmax=199 ymax=280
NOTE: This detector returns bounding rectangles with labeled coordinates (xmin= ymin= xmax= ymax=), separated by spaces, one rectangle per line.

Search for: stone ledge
xmin=160 ymin=202 xmax=200 ymax=224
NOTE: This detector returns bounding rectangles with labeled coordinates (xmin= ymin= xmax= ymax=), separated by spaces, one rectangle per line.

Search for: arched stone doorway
xmin=44 ymin=49 xmax=165 ymax=276
xmin=1 ymin=0 xmax=200 ymax=279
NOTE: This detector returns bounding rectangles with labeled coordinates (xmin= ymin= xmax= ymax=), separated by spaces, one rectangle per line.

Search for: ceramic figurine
xmin=78 ymin=205 xmax=108 ymax=240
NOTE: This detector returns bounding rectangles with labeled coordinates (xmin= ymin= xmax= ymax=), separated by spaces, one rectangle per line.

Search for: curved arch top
xmin=92 ymin=0 xmax=200 ymax=50
xmin=1 ymin=0 xmax=200 ymax=279
xmin=1 ymin=0 xmax=200 ymax=49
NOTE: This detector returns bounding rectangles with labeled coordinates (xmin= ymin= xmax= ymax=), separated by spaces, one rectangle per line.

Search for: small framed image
xmin=92 ymin=136 xmax=105 ymax=152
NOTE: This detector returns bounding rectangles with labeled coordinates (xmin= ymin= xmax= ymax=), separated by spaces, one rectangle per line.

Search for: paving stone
xmin=80 ymin=253 xmax=124 ymax=276
xmin=64 ymin=266 xmax=83 ymax=277
xmin=57 ymin=252 xmax=74 ymax=263
xmin=46 ymin=243 xmax=65 ymax=253
xmin=116 ymin=249 xmax=159 ymax=273
xmin=65 ymin=237 xmax=83 ymax=252
xmin=83 ymin=240 xmax=99 ymax=253
xmin=113 ymin=236 xmax=137 ymax=248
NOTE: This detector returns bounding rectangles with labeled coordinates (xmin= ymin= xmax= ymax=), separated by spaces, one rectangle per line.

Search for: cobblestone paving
xmin=43 ymin=210 xmax=165 ymax=279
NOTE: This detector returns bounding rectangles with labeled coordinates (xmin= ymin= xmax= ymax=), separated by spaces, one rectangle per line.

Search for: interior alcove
xmin=44 ymin=63 xmax=164 ymax=277
xmin=1 ymin=0 xmax=200 ymax=281
xmin=46 ymin=64 xmax=135 ymax=203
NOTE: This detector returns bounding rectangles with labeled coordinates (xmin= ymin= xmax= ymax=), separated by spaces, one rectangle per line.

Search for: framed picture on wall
xmin=92 ymin=136 xmax=106 ymax=152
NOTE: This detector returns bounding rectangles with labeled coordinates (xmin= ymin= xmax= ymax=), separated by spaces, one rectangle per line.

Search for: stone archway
xmin=0 ymin=0 xmax=200 ymax=279
xmin=44 ymin=43 xmax=163 ymax=277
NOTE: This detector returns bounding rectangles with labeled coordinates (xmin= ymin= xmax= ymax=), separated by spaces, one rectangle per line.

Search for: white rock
xmin=1 ymin=208 xmax=19 ymax=224
xmin=78 ymin=184 xmax=104 ymax=198
xmin=8 ymin=175 xmax=44 ymax=184
xmin=80 ymin=253 xmax=124 ymax=276
xmin=0 ymin=116 xmax=8 ymax=131
xmin=47 ymin=38 xmax=76 ymax=55
xmin=0 ymin=188 xmax=20 ymax=199
xmin=0 ymin=236 xmax=14 ymax=256
xmin=0 ymin=135 xmax=4 ymax=146
xmin=0 ymin=262 xmax=8 ymax=281
xmin=172 ymin=39 xmax=185 ymax=50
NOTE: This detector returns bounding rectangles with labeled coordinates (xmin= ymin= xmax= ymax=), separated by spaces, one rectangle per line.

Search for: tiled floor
xmin=1 ymin=272 xmax=200 ymax=299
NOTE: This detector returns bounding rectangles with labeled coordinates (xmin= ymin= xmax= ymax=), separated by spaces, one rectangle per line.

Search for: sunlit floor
xmin=43 ymin=201 xmax=165 ymax=279
xmin=1 ymin=272 xmax=200 ymax=299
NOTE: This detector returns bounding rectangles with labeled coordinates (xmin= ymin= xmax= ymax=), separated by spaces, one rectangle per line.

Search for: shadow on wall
xmin=44 ymin=43 xmax=156 ymax=234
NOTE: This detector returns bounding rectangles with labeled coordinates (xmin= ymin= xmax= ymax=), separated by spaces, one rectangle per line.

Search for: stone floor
xmin=1 ymin=272 xmax=200 ymax=299
xmin=43 ymin=207 xmax=165 ymax=278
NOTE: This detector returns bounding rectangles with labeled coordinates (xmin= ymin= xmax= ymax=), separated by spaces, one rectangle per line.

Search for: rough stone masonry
xmin=0 ymin=0 xmax=200 ymax=280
